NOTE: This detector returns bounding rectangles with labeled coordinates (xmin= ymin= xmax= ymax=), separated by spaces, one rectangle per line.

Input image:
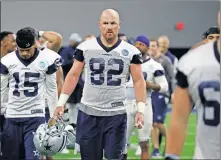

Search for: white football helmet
xmin=33 ymin=119 xmax=68 ymax=157
xmin=64 ymin=125 xmax=76 ymax=149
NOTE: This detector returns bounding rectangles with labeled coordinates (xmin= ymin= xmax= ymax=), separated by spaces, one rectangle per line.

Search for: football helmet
xmin=33 ymin=118 xmax=68 ymax=157
xmin=64 ymin=124 xmax=76 ymax=149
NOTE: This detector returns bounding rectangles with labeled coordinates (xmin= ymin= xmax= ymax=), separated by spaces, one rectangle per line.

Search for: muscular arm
xmin=130 ymin=64 xmax=146 ymax=103
xmin=56 ymin=66 xmax=63 ymax=97
xmin=61 ymin=59 xmax=84 ymax=97
xmin=166 ymin=70 xmax=192 ymax=156
xmin=43 ymin=31 xmax=62 ymax=52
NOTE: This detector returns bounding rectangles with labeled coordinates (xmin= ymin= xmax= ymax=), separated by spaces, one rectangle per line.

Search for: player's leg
xmin=156 ymin=104 xmax=167 ymax=156
xmin=151 ymin=91 xmax=162 ymax=158
xmin=103 ymin=113 xmax=127 ymax=160
xmin=67 ymin=103 xmax=80 ymax=154
xmin=1 ymin=118 xmax=24 ymax=160
xmin=159 ymin=133 xmax=163 ymax=148
xmin=137 ymin=98 xmax=153 ymax=160
xmin=67 ymin=103 xmax=78 ymax=128
xmin=24 ymin=117 xmax=45 ymax=160
xmin=0 ymin=115 xmax=5 ymax=157
xmin=151 ymin=92 xmax=167 ymax=158
xmin=76 ymin=109 xmax=103 ymax=160
xmin=123 ymin=100 xmax=136 ymax=159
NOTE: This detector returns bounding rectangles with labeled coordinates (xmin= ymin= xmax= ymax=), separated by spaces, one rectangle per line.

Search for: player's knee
xmin=139 ymin=141 xmax=148 ymax=152
xmin=153 ymin=123 xmax=159 ymax=128
xmin=158 ymin=123 xmax=165 ymax=129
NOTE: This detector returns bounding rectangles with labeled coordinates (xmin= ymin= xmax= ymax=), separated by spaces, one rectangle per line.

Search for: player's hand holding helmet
xmin=33 ymin=118 xmax=68 ymax=157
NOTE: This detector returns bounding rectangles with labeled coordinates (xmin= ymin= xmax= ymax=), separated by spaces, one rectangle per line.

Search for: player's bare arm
xmin=40 ymin=31 xmax=62 ymax=52
xmin=146 ymin=81 xmax=161 ymax=91
xmin=54 ymin=59 xmax=84 ymax=117
xmin=166 ymin=86 xmax=192 ymax=157
xmin=130 ymin=63 xmax=146 ymax=128
xmin=56 ymin=66 xmax=63 ymax=97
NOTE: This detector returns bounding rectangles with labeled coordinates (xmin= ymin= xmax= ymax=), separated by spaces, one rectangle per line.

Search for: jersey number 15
xmin=13 ymin=72 xmax=40 ymax=97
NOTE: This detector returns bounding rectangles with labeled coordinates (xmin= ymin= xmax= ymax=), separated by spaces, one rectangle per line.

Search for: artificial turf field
xmin=54 ymin=111 xmax=196 ymax=159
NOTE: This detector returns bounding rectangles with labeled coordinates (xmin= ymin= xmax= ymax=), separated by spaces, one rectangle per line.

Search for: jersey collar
xmin=96 ymin=36 xmax=122 ymax=53
xmin=15 ymin=48 xmax=40 ymax=67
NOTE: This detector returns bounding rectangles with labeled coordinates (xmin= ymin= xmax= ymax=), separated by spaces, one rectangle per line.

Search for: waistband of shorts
xmin=78 ymin=103 xmax=126 ymax=116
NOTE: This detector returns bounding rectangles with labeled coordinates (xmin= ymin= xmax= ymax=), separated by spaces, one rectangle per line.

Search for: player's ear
xmin=1 ymin=41 xmax=4 ymax=47
xmin=32 ymin=42 xmax=37 ymax=49
xmin=118 ymin=20 xmax=121 ymax=29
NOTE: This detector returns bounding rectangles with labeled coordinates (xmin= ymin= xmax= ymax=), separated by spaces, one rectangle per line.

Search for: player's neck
xmin=153 ymin=51 xmax=161 ymax=59
xmin=0 ymin=48 xmax=7 ymax=58
xmin=100 ymin=36 xmax=119 ymax=48
xmin=142 ymin=54 xmax=147 ymax=60
xmin=217 ymin=39 xmax=220 ymax=54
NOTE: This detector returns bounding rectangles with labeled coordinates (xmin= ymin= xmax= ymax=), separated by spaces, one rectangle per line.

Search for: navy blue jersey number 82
xmin=13 ymin=72 xmax=40 ymax=97
xmin=198 ymin=81 xmax=220 ymax=127
xmin=89 ymin=58 xmax=124 ymax=86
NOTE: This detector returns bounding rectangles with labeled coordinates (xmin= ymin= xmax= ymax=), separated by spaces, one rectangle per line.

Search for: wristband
xmin=57 ymin=94 xmax=69 ymax=107
xmin=137 ymin=102 xmax=145 ymax=114
xmin=165 ymin=154 xmax=180 ymax=160
xmin=39 ymin=31 xmax=45 ymax=37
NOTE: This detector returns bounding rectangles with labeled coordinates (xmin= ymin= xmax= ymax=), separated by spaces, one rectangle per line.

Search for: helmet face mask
xmin=64 ymin=125 xmax=76 ymax=149
xmin=33 ymin=119 xmax=69 ymax=157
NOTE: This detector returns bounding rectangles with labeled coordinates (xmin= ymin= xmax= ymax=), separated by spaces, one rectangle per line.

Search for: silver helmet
xmin=33 ymin=119 xmax=68 ymax=157
xmin=64 ymin=125 xmax=76 ymax=149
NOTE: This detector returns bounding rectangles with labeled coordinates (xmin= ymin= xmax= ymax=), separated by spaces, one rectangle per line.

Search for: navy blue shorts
xmin=1 ymin=117 xmax=45 ymax=160
xmin=76 ymin=110 xmax=127 ymax=160
xmin=0 ymin=115 xmax=5 ymax=131
xmin=152 ymin=91 xmax=168 ymax=123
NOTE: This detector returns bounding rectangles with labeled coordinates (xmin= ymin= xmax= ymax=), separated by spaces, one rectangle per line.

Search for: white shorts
xmin=125 ymin=97 xmax=153 ymax=143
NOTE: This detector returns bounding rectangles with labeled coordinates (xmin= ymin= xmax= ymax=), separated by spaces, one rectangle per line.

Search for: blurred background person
xmin=158 ymin=35 xmax=178 ymax=75
xmin=84 ymin=34 xmax=96 ymax=41
xmin=191 ymin=26 xmax=220 ymax=50
xmin=148 ymin=39 xmax=175 ymax=158
xmin=118 ymin=33 xmax=128 ymax=42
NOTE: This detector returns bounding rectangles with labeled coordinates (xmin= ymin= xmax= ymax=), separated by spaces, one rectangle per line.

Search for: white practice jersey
xmin=1 ymin=87 xmax=8 ymax=115
xmin=176 ymin=41 xmax=220 ymax=159
xmin=74 ymin=37 xmax=143 ymax=116
xmin=1 ymin=48 xmax=62 ymax=118
xmin=126 ymin=57 xmax=168 ymax=100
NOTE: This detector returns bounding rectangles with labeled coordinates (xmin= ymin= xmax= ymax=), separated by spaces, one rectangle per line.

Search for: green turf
xmin=54 ymin=113 xmax=196 ymax=159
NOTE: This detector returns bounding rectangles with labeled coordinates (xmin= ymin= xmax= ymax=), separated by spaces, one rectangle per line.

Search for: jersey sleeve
xmin=74 ymin=42 xmax=86 ymax=62
xmin=46 ymin=53 xmax=63 ymax=75
xmin=176 ymin=54 xmax=190 ymax=88
xmin=45 ymin=73 xmax=58 ymax=117
xmin=130 ymin=46 xmax=143 ymax=64
xmin=153 ymin=62 xmax=168 ymax=93
xmin=1 ymin=60 xmax=10 ymax=106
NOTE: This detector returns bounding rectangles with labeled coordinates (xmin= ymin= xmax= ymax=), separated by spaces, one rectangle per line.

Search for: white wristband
xmin=39 ymin=31 xmax=45 ymax=37
xmin=57 ymin=94 xmax=69 ymax=107
xmin=137 ymin=102 xmax=145 ymax=114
